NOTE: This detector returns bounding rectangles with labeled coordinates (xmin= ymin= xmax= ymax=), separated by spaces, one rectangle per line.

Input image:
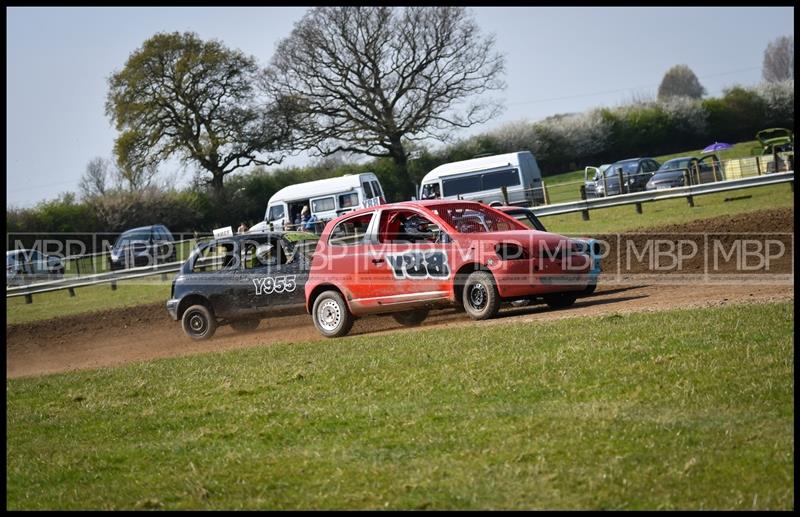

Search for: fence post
xmin=500 ymin=185 xmax=509 ymax=205
xmin=579 ymin=185 xmax=587 ymax=200
xmin=693 ymin=163 xmax=701 ymax=185
xmin=755 ymin=156 xmax=762 ymax=176
xmin=542 ymin=180 xmax=550 ymax=205
xmin=635 ymin=202 xmax=643 ymax=214
xmin=111 ymin=280 xmax=117 ymax=291
xmin=76 ymin=259 xmax=81 ymax=277
xmin=617 ymin=167 xmax=625 ymax=194
xmin=68 ymin=287 xmax=75 ymax=297
xmin=711 ymin=160 xmax=719 ymax=182
xmin=581 ymin=209 xmax=590 ymax=221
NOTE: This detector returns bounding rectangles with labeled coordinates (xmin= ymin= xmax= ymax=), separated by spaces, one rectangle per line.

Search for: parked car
xmin=590 ymin=158 xmax=660 ymax=196
xmin=6 ymin=249 xmax=64 ymax=286
xmin=496 ymin=205 xmax=602 ymax=295
xmin=645 ymin=154 xmax=723 ymax=191
xmin=304 ymin=200 xmax=592 ymax=338
xmin=752 ymin=128 xmax=794 ymax=156
xmin=418 ymin=151 xmax=546 ymax=206
xmin=108 ymin=224 xmax=176 ymax=271
xmin=751 ymin=128 xmax=794 ymax=173
xmin=248 ymin=173 xmax=386 ymax=234
xmin=166 ymin=231 xmax=319 ymax=340
xmin=583 ymin=164 xmax=612 ymax=198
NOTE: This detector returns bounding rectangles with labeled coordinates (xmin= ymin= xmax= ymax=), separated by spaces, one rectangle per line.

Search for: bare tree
xmin=266 ymin=6 xmax=506 ymax=199
xmin=657 ymin=64 xmax=706 ymax=101
xmin=762 ymin=35 xmax=794 ymax=83
xmin=106 ymin=31 xmax=300 ymax=197
xmin=78 ymin=157 xmax=115 ymax=199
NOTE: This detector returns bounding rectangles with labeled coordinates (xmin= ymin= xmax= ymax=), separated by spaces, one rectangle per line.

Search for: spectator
xmin=237 ymin=222 xmax=249 ymax=234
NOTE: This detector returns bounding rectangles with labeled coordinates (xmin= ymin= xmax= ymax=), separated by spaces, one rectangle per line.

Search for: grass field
xmin=6 ymin=277 xmax=171 ymax=325
xmin=541 ymin=182 xmax=794 ymax=235
xmin=6 ymin=301 xmax=794 ymax=510
xmin=542 ymin=140 xmax=762 ymax=203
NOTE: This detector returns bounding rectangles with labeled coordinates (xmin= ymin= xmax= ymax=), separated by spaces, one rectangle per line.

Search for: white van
xmin=418 ymin=151 xmax=545 ymax=206
xmin=249 ymin=173 xmax=385 ymax=233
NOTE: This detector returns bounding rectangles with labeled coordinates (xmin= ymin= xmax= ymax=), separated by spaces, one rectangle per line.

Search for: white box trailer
xmin=249 ymin=173 xmax=385 ymax=232
xmin=418 ymin=151 xmax=545 ymax=206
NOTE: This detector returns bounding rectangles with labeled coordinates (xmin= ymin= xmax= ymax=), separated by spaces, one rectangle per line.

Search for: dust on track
xmin=6 ymin=208 xmax=794 ymax=379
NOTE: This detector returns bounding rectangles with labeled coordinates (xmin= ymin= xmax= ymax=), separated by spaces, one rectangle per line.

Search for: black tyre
xmin=392 ymin=309 xmax=429 ymax=327
xmin=312 ymin=290 xmax=354 ymax=338
xmin=230 ymin=318 xmax=260 ymax=332
xmin=581 ymin=283 xmax=597 ymax=296
xmin=543 ymin=292 xmax=578 ymax=309
xmin=462 ymin=271 xmax=501 ymax=320
xmin=181 ymin=304 xmax=217 ymax=340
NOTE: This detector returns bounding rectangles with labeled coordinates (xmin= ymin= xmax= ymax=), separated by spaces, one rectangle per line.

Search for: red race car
xmin=304 ymin=200 xmax=592 ymax=337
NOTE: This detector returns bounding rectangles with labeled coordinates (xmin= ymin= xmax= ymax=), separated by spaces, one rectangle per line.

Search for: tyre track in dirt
xmin=7 ymin=208 xmax=794 ymax=379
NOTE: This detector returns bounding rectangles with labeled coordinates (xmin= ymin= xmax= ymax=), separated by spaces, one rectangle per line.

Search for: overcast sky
xmin=6 ymin=6 xmax=794 ymax=207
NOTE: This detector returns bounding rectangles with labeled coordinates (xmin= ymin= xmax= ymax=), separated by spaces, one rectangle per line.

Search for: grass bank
xmin=7 ymin=301 xmax=794 ymax=509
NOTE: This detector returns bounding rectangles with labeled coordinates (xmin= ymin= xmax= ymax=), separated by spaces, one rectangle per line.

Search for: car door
xmin=324 ymin=210 xmax=381 ymax=304
xmin=366 ymin=207 xmax=453 ymax=308
xmin=187 ymin=241 xmax=241 ymax=318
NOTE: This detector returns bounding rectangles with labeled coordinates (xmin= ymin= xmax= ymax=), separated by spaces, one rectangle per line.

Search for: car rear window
xmin=328 ymin=213 xmax=374 ymax=246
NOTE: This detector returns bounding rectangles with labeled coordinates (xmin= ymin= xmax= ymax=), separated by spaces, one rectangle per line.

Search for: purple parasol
xmin=702 ymin=142 xmax=732 ymax=153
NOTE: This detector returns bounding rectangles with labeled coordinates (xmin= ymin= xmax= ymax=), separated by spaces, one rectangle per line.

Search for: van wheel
xmin=313 ymin=291 xmax=354 ymax=338
xmin=462 ymin=271 xmax=501 ymax=320
xmin=182 ymin=304 xmax=217 ymax=340
xmin=231 ymin=318 xmax=260 ymax=332
xmin=544 ymin=292 xmax=578 ymax=309
xmin=392 ymin=309 xmax=429 ymax=327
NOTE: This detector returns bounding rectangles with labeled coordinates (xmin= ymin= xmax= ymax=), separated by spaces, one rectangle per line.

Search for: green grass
xmin=541 ymin=182 xmax=794 ymax=236
xmin=6 ymin=277 xmax=171 ymax=325
xmin=542 ymin=140 xmax=761 ymax=204
xmin=7 ymin=301 xmax=794 ymax=510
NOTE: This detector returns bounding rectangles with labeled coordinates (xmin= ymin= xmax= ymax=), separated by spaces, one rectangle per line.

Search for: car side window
xmin=378 ymin=210 xmax=444 ymax=244
xmin=328 ymin=213 xmax=374 ymax=247
xmin=192 ymin=242 xmax=238 ymax=273
xmin=241 ymin=238 xmax=285 ymax=270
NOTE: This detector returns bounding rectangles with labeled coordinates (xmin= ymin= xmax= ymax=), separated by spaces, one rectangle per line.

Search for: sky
xmin=6 ymin=6 xmax=794 ymax=207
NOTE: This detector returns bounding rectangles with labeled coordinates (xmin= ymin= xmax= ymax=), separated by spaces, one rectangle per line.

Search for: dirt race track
xmin=6 ymin=208 xmax=795 ymax=379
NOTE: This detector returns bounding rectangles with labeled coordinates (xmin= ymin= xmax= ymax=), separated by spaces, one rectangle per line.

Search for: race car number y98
xmin=253 ymin=275 xmax=297 ymax=295
xmin=387 ymin=251 xmax=450 ymax=280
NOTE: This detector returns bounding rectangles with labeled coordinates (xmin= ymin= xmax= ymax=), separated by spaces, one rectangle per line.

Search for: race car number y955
xmin=253 ymin=275 xmax=297 ymax=295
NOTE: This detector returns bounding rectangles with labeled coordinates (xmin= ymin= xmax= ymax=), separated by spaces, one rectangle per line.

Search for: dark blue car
xmin=166 ymin=231 xmax=319 ymax=340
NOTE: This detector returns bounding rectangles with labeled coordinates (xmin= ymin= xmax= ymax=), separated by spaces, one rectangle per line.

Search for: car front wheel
xmin=312 ymin=291 xmax=354 ymax=338
xmin=181 ymin=304 xmax=217 ymax=340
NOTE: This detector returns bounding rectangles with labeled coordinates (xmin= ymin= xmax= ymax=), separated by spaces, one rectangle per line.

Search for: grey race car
xmin=166 ymin=231 xmax=318 ymax=340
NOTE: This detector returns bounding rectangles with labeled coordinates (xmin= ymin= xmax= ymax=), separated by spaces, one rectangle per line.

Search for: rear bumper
xmin=166 ymin=299 xmax=179 ymax=320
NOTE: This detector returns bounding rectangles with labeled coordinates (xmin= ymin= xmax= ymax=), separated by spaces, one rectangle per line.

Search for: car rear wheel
xmin=581 ymin=283 xmax=597 ymax=296
xmin=313 ymin=291 xmax=354 ymax=338
xmin=392 ymin=309 xmax=429 ymax=327
xmin=231 ymin=318 xmax=260 ymax=332
xmin=544 ymin=292 xmax=578 ymax=309
xmin=181 ymin=304 xmax=217 ymax=340
xmin=462 ymin=271 xmax=501 ymax=320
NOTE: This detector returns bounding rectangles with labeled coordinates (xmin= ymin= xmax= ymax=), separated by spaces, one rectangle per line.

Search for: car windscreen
xmin=115 ymin=230 xmax=151 ymax=246
xmin=659 ymin=159 xmax=691 ymax=171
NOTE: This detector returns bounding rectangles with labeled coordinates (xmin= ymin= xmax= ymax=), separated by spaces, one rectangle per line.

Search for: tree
xmin=106 ymin=31 xmax=298 ymax=197
xmin=762 ymin=35 xmax=794 ymax=83
xmin=266 ymin=6 xmax=506 ymax=199
xmin=657 ymin=65 xmax=706 ymax=101
xmin=78 ymin=157 xmax=114 ymax=199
